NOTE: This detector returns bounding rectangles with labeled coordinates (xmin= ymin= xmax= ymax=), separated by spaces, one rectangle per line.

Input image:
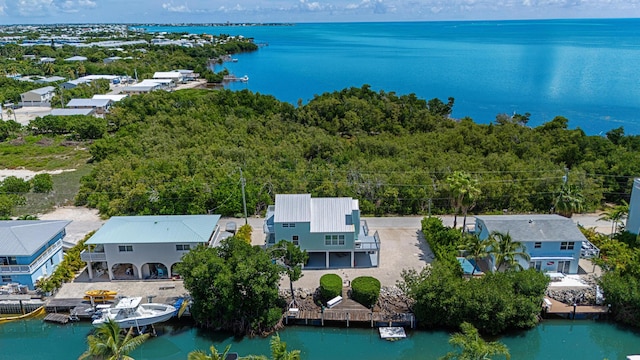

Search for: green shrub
xmin=319 ymin=274 xmax=342 ymax=301
xmin=351 ymin=276 xmax=381 ymax=308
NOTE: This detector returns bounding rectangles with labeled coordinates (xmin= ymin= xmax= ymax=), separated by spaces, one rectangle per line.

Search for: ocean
xmin=143 ymin=19 xmax=640 ymax=135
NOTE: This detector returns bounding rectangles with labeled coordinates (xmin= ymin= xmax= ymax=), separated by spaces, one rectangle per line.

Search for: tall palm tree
xmin=240 ymin=333 xmax=301 ymax=360
xmin=446 ymin=171 xmax=481 ymax=230
xmin=187 ymin=344 xmax=232 ymax=360
xmin=78 ymin=318 xmax=149 ymax=360
xmin=458 ymin=233 xmax=492 ymax=275
xmin=489 ymin=231 xmax=530 ymax=272
xmin=553 ymin=184 xmax=585 ymax=218
xmin=598 ymin=200 xmax=629 ymax=238
xmin=440 ymin=322 xmax=511 ymax=360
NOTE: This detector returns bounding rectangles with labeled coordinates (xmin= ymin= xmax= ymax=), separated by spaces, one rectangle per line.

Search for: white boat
xmin=91 ymin=297 xmax=176 ymax=328
xmin=627 ymin=356 xmax=640 ymax=360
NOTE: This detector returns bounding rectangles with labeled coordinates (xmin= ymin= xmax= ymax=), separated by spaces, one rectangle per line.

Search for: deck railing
xmin=0 ymin=240 xmax=63 ymax=274
xmin=80 ymin=249 xmax=107 ymax=262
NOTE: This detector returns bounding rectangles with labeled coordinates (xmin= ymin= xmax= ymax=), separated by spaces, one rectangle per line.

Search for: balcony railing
xmin=355 ymin=230 xmax=380 ymax=251
xmin=0 ymin=240 xmax=63 ymax=275
xmin=80 ymin=249 xmax=107 ymax=262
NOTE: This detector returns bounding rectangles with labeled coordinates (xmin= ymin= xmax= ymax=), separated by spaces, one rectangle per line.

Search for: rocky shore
xmin=279 ymin=285 xmax=413 ymax=314
xmin=545 ymin=274 xmax=603 ymax=306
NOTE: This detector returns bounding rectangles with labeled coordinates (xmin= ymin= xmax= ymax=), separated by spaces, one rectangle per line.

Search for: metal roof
xmin=86 ymin=215 xmax=221 ymax=245
xmin=274 ymin=194 xmax=356 ymax=233
xmin=310 ymin=197 xmax=355 ymax=233
xmin=0 ymin=220 xmax=70 ymax=256
xmin=66 ymin=98 xmax=111 ymax=107
xmin=93 ymin=94 xmax=128 ymax=102
xmin=50 ymin=108 xmax=94 ymax=116
xmin=64 ymin=56 xmax=87 ymax=61
xmin=475 ymin=214 xmax=587 ymax=242
xmin=28 ymin=86 xmax=55 ymax=95
xmin=274 ymin=194 xmax=311 ymax=223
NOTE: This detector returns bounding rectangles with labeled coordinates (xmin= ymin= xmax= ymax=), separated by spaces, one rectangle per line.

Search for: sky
xmin=0 ymin=0 xmax=638 ymax=25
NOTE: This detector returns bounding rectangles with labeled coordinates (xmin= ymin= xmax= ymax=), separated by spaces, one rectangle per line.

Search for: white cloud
xmin=59 ymin=0 xmax=96 ymax=13
xmin=162 ymin=1 xmax=190 ymax=12
xmin=0 ymin=4 xmax=5 ymax=16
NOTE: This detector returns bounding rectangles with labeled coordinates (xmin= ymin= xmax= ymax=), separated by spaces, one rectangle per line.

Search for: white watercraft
xmin=91 ymin=297 xmax=176 ymax=328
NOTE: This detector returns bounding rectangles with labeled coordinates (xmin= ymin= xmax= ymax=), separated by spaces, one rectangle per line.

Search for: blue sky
xmin=0 ymin=0 xmax=638 ymax=24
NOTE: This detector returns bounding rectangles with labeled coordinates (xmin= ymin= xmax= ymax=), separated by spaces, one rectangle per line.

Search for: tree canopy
xmin=73 ymin=86 xmax=638 ymax=217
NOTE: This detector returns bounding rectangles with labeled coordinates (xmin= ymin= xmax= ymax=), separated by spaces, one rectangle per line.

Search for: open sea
xmin=1 ymin=318 xmax=640 ymax=359
xmin=142 ymin=19 xmax=640 ymax=135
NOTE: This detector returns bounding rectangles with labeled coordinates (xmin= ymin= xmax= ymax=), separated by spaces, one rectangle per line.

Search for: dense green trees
xmin=72 ymin=87 xmax=632 ymax=218
xmin=441 ymin=322 xmax=510 ymax=360
xmin=177 ymin=237 xmax=284 ymax=335
xmin=399 ymin=261 xmax=548 ymax=335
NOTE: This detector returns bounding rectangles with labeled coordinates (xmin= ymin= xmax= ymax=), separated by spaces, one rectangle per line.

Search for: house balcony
xmin=355 ymin=230 xmax=380 ymax=251
xmin=80 ymin=249 xmax=107 ymax=262
xmin=0 ymin=240 xmax=62 ymax=275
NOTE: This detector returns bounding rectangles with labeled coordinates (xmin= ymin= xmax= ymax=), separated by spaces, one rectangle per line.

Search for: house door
xmin=557 ymin=261 xmax=570 ymax=273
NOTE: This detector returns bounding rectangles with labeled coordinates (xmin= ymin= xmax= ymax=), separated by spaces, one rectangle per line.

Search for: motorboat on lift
xmin=91 ymin=297 xmax=176 ymax=328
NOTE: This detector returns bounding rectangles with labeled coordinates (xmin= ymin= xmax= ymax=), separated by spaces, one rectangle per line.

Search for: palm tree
xmin=446 ymin=171 xmax=481 ymax=230
xmin=187 ymin=344 xmax=232 ymax=360
xmin=553 ymin=184 xmax=585 ymax=218
xmin=42 ymin=62 xmax=55 ymax=76
xmin=458 ymin=233 xmax=492 ymax=275
xmin=489 ymin=231 xmax=530 ymax=272
xmin=440 ymin=322 xmax=511 ymax=360
xmin=78 ymin=318 xmax=149 ymax=360
xmin=241 ymin=333 xmax=301 ymax=360
xmin=598 ymin=200 xmax=629 ymax=238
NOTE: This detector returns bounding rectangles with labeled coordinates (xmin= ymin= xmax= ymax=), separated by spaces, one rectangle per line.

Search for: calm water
xmin=2 ymin=319 xmax=639 ymax=359
xmin=143 ymin=19 xmax=640 ymax=135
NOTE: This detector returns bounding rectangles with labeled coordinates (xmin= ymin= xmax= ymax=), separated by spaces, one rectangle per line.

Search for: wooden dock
xmin=543 ymin=297 xmax=609 ymax=319
xmin=44 ymin=313 xmax=71 ymax=324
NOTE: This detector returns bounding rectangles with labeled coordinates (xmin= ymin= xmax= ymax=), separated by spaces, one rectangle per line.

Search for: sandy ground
xmin=9 ymin=106 xmax=52 ymax=126
xmin=0 ymin=168 xmax=77 ymax=181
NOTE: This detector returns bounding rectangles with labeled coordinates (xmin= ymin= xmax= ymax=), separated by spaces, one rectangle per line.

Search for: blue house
xmin=474 ymin=214 xmax=585 ymax=274
xmin=264 ymin=194 xmax=380 ymax=269
xmin=0 ymin=220 xmax=71 ymax=289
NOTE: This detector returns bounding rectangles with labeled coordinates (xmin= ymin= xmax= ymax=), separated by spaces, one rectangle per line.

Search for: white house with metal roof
xmin=264 ymin=194 xmax=380 ymax=269
xmin=474 ymin=214 xmax=586 ymax=274
xmin=20 ymin=86 xmax=55 ymax=106
xmin=50 ymin=108 xmax=96 ymax=116
xmin=153 ymin=71 xmax=184 ymax=84
xmin=66 ymin=98 xmax=112 ymax=114
xmin=81 ymin=215 xmax=223 ymax=281
xmin=0 ymin=220 xmax=71 ymax=290
xmin=64 ymin=55 xmax=87 ymax=62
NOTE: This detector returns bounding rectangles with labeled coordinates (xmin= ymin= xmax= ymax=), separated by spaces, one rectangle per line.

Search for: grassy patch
xmin=14 ymin=164 xmax=93 ymax=216
xmin=0 ymin=135 xmax=90 ymax=170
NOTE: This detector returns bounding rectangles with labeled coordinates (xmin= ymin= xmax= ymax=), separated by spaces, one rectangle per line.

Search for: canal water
xmin=1 ymin=318 xmax=639 ymax=359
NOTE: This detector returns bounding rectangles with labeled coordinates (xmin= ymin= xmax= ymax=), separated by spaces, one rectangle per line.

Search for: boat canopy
xmin=115 ymin=297 xmax=142 ymax=309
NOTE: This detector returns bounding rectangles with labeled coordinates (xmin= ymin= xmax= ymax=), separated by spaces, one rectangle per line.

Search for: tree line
xmin=73 ymin=86 xmax=640 ymax=217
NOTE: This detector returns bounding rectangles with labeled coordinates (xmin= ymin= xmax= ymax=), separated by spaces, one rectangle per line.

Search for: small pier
xmin=222 ymin=75 xmax=249 ymax=82
xmin=542 ymin=297 xmax=609 ymax=319
xmin=44 ymin=313 xmax=72 ymax=324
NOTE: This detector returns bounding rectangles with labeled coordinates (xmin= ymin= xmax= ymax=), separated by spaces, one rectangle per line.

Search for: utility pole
xmin=240 ymin=168 xmax=248 ymax=225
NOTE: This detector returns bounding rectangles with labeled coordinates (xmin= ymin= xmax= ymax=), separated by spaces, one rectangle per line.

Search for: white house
xmin=153 ymin=71 xmax=184 ymax=84
xmin=66 ymin=98 xmax=112 ymax=114
xmin=64 ymin=56 xmax=87 ymax=62
xmin=20 ymin=86 xmax=56 ymax=106
xmin=264 ymin=194 xmax=380 ymax=268
xmin=81 ymin=215 xmax=223 ymax=280
xmin=626 ymin=178 xmax=640 ymax=234
xmin=93 ymin=94 xmax=128 ymax=102
xmin=50 ymin=108 xmax=95 ymax=116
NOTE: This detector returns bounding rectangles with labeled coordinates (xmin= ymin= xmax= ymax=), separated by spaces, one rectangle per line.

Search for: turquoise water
xmin=143 ymin=19 xmax=640 ymax=135
xmin=2 ymin=319 xmax=639 ymax=359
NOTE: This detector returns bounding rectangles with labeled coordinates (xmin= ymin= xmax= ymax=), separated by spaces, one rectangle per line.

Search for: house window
xmin=0 ymin=256 xmax=17 ymax=265
xmin=324 ymin=235 xmax=345 ymax=246
xmin=560 ymin=242 xmax=575 ymax=250
xmin=1 ymin=275 xmax=11 ymax=283
xmin=282 ymin=223 xmax=296 ymax=228
xmin=50 ymin=258 xmax=53 ymax=265
xmin=292 ymin=236 xmax=299 ymax=246
xmin=176 ymin=244 xmax=191 ymax=251
xmin=118 ymin=245 xmax=134 ymax=252
xmin=534 ymin=242 xmax=542 ymax=249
